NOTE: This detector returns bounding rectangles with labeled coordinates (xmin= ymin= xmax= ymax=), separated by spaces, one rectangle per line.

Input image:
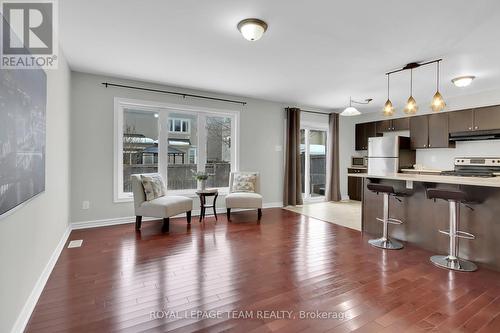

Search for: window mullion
xmin=159 ymin=110 xmax=169 ymax=184
xmin=198 ymin=114 xmax=207 ymax=172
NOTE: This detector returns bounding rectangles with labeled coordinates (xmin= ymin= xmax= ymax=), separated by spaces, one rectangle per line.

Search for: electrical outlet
xmin=82 ymin=201 xmax=90 ymax=210
xmin=275 ymin=145 xmax=283 ymax=152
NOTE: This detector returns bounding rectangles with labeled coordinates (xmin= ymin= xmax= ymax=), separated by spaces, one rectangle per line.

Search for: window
xmin=114 ymin=98 xmax=239 ymax=201
xmin=168 ymin=118 xmax=190 ymax=133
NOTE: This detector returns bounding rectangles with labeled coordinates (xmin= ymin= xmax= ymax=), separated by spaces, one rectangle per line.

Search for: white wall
xmin=70 ymin=72 xmax=289 ymax=224
xmin=339 ymin=88 xmax=500 ymax=199
xmin=0 ymin=55 xmax=71 ymax=333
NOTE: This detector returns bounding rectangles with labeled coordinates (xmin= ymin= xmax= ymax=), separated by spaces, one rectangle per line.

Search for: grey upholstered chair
xmin=225 ymin=172 xmax=263 ymax=220
xmin=131 ymin=174 xmax=193 ymax=232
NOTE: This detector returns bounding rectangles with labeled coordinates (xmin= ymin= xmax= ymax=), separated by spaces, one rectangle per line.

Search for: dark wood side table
xmin=196 ymin=189 xmax=218 ymax=222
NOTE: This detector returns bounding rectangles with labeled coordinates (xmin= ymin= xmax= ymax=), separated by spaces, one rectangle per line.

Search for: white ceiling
xmin=60 ymin=0 xmax=500 ymax=112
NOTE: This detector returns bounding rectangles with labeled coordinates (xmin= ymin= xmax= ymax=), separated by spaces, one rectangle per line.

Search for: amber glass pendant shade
xmin=382 ymin=99 xmax=395 ymax=116
xmin=403 ymin=95 xmax=418 ymax=115
xmin=431 ymin=90 xmax=446 ymax=112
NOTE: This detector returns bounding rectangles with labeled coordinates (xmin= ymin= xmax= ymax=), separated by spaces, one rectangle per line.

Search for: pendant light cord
xmin=410 ymin=69 xmax=413 ymax=96
xmin=387 ymin=74 xmax=390 ymax=100
xmin=437 ymin=61 xmax=440 ymax=91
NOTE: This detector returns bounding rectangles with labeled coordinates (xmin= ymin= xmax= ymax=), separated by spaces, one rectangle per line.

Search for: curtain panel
xmin=325 ymin=112 xmax=341 ymax=201
xmin=283 ymin=108 xmax=303 ymax=206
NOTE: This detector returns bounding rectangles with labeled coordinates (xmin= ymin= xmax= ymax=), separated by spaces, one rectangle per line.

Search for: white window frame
xmin=114 ymin=97 xmax=240 ymax=202
xmin=168 ymin=118 xmax=191 ymax=134
xmin=301 ymin=121 xmax=329 ymax=203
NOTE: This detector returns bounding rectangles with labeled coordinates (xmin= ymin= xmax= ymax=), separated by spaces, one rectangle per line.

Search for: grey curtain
xmin=325 ymin=112 xmax=341 ymax=201
xmin=283 ymin=108 xmax=303 ymax=206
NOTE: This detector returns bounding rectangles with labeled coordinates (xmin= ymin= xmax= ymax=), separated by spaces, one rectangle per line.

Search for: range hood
xmin=450 ymin=129 xmax=500 ymax=141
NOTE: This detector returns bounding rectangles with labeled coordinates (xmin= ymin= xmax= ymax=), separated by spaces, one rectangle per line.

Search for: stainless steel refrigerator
xmin=367 ymin=136 xmax=415 ymax=175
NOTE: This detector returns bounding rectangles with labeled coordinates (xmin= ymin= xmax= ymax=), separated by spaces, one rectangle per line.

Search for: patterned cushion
xmin=232 ymin=173 xmax=257 ymax=193
xmin=141 ymin=174 xmax=166 ymax=201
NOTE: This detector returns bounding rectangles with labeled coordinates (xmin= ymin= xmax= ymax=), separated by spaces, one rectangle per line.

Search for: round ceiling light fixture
xmin=237 ymin=18 xmax=268 ymax=41
xmin=451 ymin=75 xmax=475 ymax=87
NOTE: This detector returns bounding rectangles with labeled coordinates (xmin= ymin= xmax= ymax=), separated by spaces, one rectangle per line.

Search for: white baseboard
xmin=72 ymin=202 xmax=283 ymax=230
xmin=11 ymin=225 xmax=72 ymax=333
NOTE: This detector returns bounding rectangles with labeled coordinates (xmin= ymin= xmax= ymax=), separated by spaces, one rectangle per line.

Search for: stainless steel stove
xmin=441 ymin=157 xmax=500 ymax=177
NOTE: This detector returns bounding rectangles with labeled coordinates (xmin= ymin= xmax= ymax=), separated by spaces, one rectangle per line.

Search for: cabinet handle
xmin=468 ymin=127 xmax=472 ymax=130
xmin=424 ymin=144 xmax=427 ymax=148
xmin=475 ymin=126 xmax=479 ymax=129
xmin=429 ymin=144 xmax=431 ymax=147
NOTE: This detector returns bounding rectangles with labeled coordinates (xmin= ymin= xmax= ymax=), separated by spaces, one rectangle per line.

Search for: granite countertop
xmin=347 ymin=172 xmax=500 ymax=188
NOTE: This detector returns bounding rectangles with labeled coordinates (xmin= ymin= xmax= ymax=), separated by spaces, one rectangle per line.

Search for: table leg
xmin=213 ymin=193 xmax=218 ymax=221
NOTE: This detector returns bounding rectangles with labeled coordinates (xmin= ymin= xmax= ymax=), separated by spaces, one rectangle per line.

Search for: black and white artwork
xmin=0 ymin=68 xmax=47 ymax=216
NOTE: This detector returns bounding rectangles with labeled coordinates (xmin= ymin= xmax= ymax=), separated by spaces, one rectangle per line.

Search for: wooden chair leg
xmin=162 ymin=217 xmax=170 ymax=232
xmin=227 ymin=208 xmax=231 ymax=221
xmin=258 ymin=208 xmax=262 ymax=220
xmin=135 ymin=216 xmax=142 ymax=230
xmin=186 ymin=211 xmax=192 ymax=224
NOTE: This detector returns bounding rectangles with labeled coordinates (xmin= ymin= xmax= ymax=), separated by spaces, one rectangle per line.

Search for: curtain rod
xmin=286 ymin=108 xmax=333 ymax=115
xmin=101 ymin=82 xmax=247 ymax=106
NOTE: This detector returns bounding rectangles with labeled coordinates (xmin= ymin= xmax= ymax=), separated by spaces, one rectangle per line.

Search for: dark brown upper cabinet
xmin=473 ymin=105 xmax=500 ymax=131
xmin=428 ymin=113 xmax=455 ymax=148
xmin=392 ymin=117 xmax=410 ymax=131
xmin=355 ymin=122 xmax=379 ymax=150
xmin=375 ymin=118 xmax=409 ymax=133
xmin=449 ymin=109 xmax=474 ymax=132
xmin=410 ymin=115 xmax=429 ymax=149
xmin=410 ymin=113 xmax=454 ymax=149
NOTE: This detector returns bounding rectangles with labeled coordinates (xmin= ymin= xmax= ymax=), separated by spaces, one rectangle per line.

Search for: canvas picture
xmin=0 ymin=68 xmax=47 ymax=216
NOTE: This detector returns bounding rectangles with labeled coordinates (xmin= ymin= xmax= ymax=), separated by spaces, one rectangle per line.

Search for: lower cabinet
xmin=348 ymin=168 xmax=365 ymax=201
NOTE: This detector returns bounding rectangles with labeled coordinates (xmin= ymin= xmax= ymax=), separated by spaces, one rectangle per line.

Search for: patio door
xmin=300 ymin=127 xmax=328 ymax=202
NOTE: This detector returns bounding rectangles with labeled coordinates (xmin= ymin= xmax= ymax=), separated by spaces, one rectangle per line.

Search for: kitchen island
xmin=348 ymin=172 xmax=500 ymax=271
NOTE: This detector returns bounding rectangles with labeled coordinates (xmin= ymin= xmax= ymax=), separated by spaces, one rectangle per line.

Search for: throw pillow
xmin=232 ymin=173 xmax=257 ymax=193
xmin=141 ymin=174 xmax=166 ymax=201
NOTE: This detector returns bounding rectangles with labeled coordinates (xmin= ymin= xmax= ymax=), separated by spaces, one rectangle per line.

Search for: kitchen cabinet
xmin=410 ymin=114 xmax=454 ymax=149
xmin=428 ymin=113 xmax=454 ymax=148
xmin=473 ymin=105 xmax=500 ymax=131
xmin=449 ymin=109 xmax=474 ymax=132
xmin=348 ymin=168 xmax=366 ymax=201
xmin=376 ymin=118 xmax=410 ymax=133
xmin=392 ymin=117 xmax=410 ymax=131
xmin=355 ymin=122 xmax=379 ymax=150
xmin=410 ymin=115 xmax=429 ymax=149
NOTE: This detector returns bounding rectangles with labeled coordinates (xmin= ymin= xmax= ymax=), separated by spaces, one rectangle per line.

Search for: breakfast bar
xmin=348 ymin=172 xmax=500 ymax=271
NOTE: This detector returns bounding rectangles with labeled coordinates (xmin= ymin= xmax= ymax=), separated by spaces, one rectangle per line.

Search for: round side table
xmin=196 ymin=189 xmax=218 ymax=222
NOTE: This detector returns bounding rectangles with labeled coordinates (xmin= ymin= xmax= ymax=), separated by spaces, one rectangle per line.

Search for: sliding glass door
xmin=300 ymin=127 xmax=327 ymax=202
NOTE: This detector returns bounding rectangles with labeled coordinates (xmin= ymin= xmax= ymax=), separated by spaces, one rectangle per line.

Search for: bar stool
xmin=367 ymin=183 xmax=408 ymax=250
xmin=426 ymin=188 xmax=477 ymax=272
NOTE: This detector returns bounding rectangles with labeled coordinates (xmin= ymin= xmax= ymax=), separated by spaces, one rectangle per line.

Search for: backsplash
xmin=416 ymin=139 xmax=500 ymax=170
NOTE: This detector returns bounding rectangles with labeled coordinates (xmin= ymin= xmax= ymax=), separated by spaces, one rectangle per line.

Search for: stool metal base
xmin=430 ymin=255 xmax=477 ymax=272
xmin=369 ymin=238 xmax=404 ymax=250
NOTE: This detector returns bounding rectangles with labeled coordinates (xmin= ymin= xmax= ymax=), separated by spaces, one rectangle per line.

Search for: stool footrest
xmin=376 ymin=217 xmax=403 ymax=225
xmin=438 ymin=229 xmax=475 ymax=240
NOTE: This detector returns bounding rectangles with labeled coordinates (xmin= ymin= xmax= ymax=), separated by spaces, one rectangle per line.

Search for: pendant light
xmin=403 ymin=68 xmax=418 ymax=115
xmin=431 ymin=61 xmax=446 ymax=112
xmin=340 ymin=97 xmax=361 ymax=116
xmin=382 ymin=74 xmax=395 ymax=116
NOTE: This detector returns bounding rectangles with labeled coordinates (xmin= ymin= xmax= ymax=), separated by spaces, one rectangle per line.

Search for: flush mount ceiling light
xmin=452 ymin=75 xmax=475 ymax=87
xmin=237 ymin=18 xmax=268 ymax=41
xmin=403 ymin=69 xmax=418 ymax=115
xmin=431 ymin=61 xmax=446 ymax=112
xmin=340 ymin=97 xmax=372 ymax=116
xmin=382 ymin=74 xmax=395 ymax=116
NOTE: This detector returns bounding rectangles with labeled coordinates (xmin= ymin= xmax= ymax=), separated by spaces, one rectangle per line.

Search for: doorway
xmin=300 ymin=127 xmax=327 ymax=202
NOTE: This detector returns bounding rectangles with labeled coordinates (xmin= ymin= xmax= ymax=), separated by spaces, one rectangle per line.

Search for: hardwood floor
xmin=26 ymin=208 xmax=500 ymax=332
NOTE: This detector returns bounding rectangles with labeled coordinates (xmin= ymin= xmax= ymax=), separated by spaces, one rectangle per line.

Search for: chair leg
xmin=258 ymin=208 xmax=262 ymax=220
xmin=162 ymin=217 xmax=170 ymax=232
xmin=135 ymin=216 xmax=142 ymax=230
xmin=227 ymin=208 xmax=231 ymax=221
xmin=186 ymin=211 xmax=191 ymax=224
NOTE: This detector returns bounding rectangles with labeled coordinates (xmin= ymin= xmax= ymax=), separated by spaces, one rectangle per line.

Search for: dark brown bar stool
xmin=426 ymin=188 xmax=477 ymax=272
xmin=367 ymin=183 xmax=408 ymax=250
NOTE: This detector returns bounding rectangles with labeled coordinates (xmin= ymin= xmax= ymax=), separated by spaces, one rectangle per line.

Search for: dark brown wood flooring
xmin=26 ymin=208 xmax=500 ymax=332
